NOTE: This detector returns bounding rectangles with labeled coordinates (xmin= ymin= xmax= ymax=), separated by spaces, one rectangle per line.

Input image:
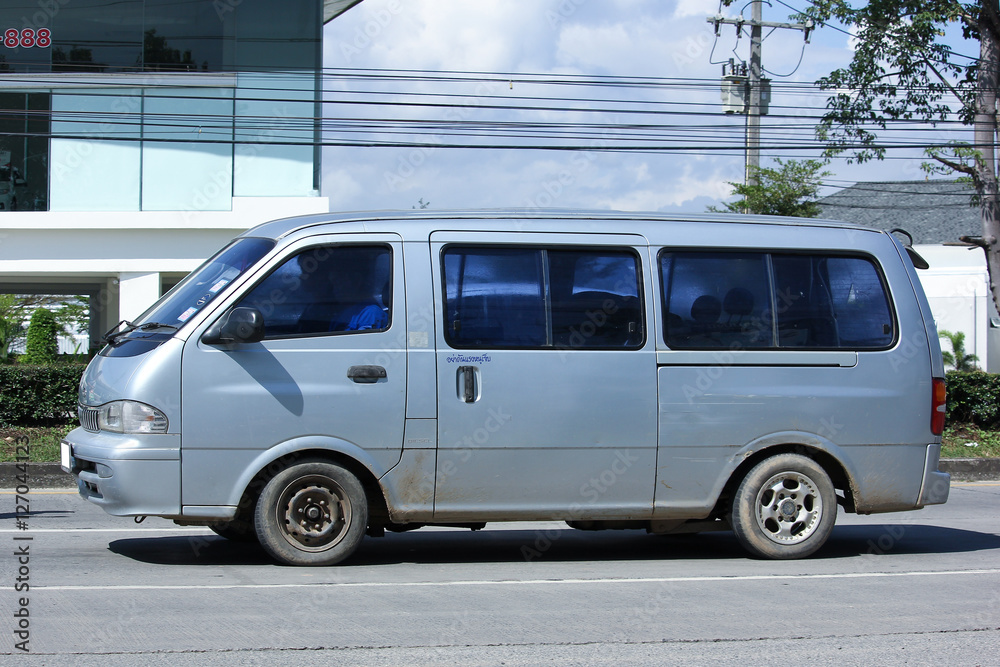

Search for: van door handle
xmin=459 ymin=366 xmax=477 ymax=403
xmin=347 ymin=365 xmax=387 ymax=384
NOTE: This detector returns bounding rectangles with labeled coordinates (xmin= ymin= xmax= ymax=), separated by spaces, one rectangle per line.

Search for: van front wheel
xmin=730 ymin=454 xmax=835 ymax=559
xmin=255 ymin=461 xmax=368 ymax=566
xmin=208 ymin=519 xmax=258 ymax=543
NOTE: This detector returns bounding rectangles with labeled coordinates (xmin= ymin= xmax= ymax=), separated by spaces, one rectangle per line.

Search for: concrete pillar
xmin=118 ymin=272 xmax=161 ymax=322
xmin=87 ymin=289 xmax=104 ymax=353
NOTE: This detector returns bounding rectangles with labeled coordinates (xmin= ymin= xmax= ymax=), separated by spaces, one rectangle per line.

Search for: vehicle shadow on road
xmin=0 ymin=509 xmax=75 ymax=520
xmin=817 ymin=524 xmax=1000 ymax=558
xmin=106 ymin=529 xmax=748 ymax=566
xmin=108 ymin=535 xmax=275 ymax=566
xmin=106 ymin=523 xmax=1000 ymax=566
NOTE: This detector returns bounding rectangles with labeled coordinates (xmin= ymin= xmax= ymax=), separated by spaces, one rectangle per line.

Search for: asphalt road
xmin=1 ymin=483 xmax=999 ymax=666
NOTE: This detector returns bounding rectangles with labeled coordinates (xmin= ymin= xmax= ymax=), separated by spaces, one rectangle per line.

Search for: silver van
xmin=62 ymin=210 xmax=950 ymax=564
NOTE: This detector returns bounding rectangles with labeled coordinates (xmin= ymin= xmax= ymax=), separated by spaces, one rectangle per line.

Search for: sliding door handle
xmin=458 ymin=365 xmax=477 ymax=402
xmin=348 ymin=365 xmax=387 ymax=384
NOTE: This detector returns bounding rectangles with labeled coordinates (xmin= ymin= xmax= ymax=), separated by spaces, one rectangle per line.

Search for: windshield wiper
xmin=103 ymin=320 xmax=178 ymax=346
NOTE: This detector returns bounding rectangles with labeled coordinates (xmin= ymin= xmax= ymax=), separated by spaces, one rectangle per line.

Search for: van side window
xmin=550 ymin=249 xmax=643 ymax=349
xmin=237 ymin=245 xmax=391 ymax=338
xmin=661 ymin=252 xmax=772 ymax=349
xmin=443 ymin=246 xmax=643 ymax=349
xmin=661 ymin=251 xmax=895 ymax=350
xmin=795 ymin=256 xmax=894 ymax=348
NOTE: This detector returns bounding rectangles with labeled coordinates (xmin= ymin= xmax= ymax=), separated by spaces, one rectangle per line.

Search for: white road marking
xmin=37 ymin=568 xmax=1000 ymax=592
xmin=0 ymin=528 xmax=210 ymax=533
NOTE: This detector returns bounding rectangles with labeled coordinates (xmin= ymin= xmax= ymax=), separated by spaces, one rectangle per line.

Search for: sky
xmin=319 ymin=0 xmax=971 ymax=215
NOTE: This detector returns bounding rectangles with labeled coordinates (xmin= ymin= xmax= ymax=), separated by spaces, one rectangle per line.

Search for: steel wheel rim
xmin=276 ymin=475 xmax=352 ymax=552
xmin=753 ymin=470 xmax=824 ymax=545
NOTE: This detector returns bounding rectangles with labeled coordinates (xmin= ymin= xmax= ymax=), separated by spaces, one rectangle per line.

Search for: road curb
xmin=939 ymin=457 xmax=1000 ymax=482
xmin=2 ymin=458 xmax=999 ymax=490
xmin=2 ymin=462 xmax=74 ymax=489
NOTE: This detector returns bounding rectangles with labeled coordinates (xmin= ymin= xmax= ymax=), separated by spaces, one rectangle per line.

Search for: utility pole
xmin=708 ymin=4 xmax=813 ymax=188
xmin=747 ymin=0 xmax=762 ymax=187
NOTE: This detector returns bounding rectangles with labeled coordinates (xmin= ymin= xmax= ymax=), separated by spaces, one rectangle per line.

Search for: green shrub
xmin=945 ymin=371 xmax=1000 ymax=429
xmin=0 ymin=364 xmax=85 ymax=425
xmin=22 ymin=308 xmax=58 ymax=365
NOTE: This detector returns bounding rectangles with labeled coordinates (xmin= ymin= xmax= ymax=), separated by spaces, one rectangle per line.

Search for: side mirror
xmin=202 ymin=307 xmax=265 ymax=345
xmin=13 ymin=178 xmax=26 ymax=187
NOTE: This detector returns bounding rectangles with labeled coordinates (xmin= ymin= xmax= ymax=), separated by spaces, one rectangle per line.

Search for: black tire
xmin=208 ymin=518 xmax=258 ymax=543
xmin=208 ymin=490 xmax=259 ymax=542
xmin=730 ymin=454 xmax=836 ymax=559
xmin=254 ymin=460 xmax=368 ymax=566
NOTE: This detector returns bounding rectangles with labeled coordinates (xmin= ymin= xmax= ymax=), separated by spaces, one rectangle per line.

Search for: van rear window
xmin=660 ymin=251 xmax=895 ymax=350
xmin=443 ymin=246 xmax=643 ymax=350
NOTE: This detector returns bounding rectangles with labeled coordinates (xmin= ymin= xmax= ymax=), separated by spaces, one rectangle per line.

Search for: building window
xmin=0 ymin=92 xmax=50 ymax=211
xmin=0 ymin=1 xmax=321 ymax=211
xmin=0 ymin=0 xmax=319 ymax=73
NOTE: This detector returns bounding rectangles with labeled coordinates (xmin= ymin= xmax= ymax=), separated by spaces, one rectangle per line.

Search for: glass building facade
xmin=0 ymin=0 xmax=322 ymax=212
xmin=0 ymin=0 xmax=321 ymax=74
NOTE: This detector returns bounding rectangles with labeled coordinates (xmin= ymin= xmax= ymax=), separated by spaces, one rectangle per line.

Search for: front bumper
xmin=62 ymin=427 xmax=181 ymax=517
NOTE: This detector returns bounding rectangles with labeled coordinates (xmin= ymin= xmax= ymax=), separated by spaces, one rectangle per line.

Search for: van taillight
xmin=931 ymin=377 xmax=947 ymax=436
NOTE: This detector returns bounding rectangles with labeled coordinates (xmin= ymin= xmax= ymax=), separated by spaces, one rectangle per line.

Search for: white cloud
xmin=321 ymin=167 xmax=365 ymax=209
xmin=632 ymin=162 xmax=651 ymax=183
xmin=674 ymin=0 xmax=716 ymax=19
xmin=598 ymin=161 xmax=736 ymax=212
xmin=556 ymin=23 xmax=634 ymax=71
xmin=328 ymin=0 xmax=557 ymax=72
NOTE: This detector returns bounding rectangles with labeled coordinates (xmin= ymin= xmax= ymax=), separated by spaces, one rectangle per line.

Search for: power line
xmin=0 ymin=62 xmax=982 ymax=158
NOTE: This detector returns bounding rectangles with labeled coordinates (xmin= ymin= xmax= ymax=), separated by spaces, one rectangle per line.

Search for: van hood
xmin=79 ymin=351 xmax=145 ymax=407
xmin=78 ymin=337 xmax=184 ymax=409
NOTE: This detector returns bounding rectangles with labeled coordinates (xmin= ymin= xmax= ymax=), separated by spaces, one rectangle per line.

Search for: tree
xmin=22 ymin=307 xmax=58 ymax=365
xmin=53 ymin=296 xmax=89 ymax=343
xmin=709 ymin=158 xmax=832 ymax=217
xmin=800 ymin=1 xmax=1000 ymax=310
xmin=0 ymin=294 xmax=89 ymax=360
xmin=939 ymin=328 xmax=980 ymax=371
xmin=0 ymin=295 xmax=23 ymax=362
xmin=143 ymin=29 xmax=195 ymax=71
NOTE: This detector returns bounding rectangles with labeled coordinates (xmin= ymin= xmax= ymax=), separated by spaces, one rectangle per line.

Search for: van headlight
xmin=97 ymin=401 xmax=168 ymax=434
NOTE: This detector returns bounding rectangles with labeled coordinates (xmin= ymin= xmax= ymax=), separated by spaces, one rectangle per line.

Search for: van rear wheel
xmin=254 ymin=461 xmax=368 ymax=566
xmin=730 ymin=454 xmax=836 ymax=559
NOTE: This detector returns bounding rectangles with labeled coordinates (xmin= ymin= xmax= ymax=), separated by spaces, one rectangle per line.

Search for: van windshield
xmin=133 ymin=237 xmax=275 ymax=331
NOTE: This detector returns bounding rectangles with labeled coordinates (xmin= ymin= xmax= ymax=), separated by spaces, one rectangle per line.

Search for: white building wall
xmin=914 ymin=244 xmax=998 ymax=372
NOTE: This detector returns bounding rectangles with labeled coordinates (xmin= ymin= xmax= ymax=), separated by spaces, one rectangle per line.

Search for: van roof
xmin=243 ymin=208 xmax=883 ymax=242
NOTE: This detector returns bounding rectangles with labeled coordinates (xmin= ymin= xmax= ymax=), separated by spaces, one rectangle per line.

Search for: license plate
xmin=60 ymin=441 xmax=72 ymax=472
